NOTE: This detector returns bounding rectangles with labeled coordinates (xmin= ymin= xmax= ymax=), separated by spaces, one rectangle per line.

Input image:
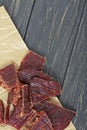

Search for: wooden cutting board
xmin=0 ymin=6 xmax=76 ymax=130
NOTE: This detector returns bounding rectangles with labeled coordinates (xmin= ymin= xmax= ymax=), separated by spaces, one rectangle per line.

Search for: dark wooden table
xmin=0 ymin=0 xmax=87 ymax=130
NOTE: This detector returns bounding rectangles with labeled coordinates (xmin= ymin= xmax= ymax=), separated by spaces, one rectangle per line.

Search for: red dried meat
xmin=21 ymin=84 xmax=33 ymax=115
xmin=0 ymin=64 xmax=16 ymax=90
xmin=4 ymin=105 xmax=10 ymax=123
xmin=8 ymin=113 xmax=28 ymax=130
xmin=8 ymin=103 xmax=36 ymax=130
xmin=19 ymin=51 xmax=45 ymax=71
xmin=18 ymin=69 xmax=52 ymax=84
xmin=35 ymin=101 xmax=76 ymax=130
xmin=30 ymin=78 xmax=61 ymax=104
xmin=29 ymin=111 xmax=54 ymax=130
xmin=7 ymin=83 xmax=23 ymax=106
xmin=12 ymin=84 xmax=33 ymax=117
xmin=0 ymin=100 xmax=4 ymax=123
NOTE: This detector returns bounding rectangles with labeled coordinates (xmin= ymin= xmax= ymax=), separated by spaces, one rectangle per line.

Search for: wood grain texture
xmin=25 ymin=0 xmax=86 ymax=85
xmin=60 ymin=3 xmax=87 ymax=130
xmin=3 ymin=0 xmax=35 ymax=38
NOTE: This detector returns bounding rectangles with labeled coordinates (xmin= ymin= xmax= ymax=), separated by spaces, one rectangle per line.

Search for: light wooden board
xmin=0 ymin=6 xmax=76 ymax=130
xmin=60 ymin=3 xmax=87 ymax=130
xmin=0 ymin=6 xmax=29 ymax=69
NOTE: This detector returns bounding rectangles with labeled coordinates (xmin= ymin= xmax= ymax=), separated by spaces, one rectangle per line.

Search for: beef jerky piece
xmin=14 ymin=99 xmax=22 ymax=117
xmin=4 ymin=105 xmax=10 ymax=123
xmin=5 ymin=84 xmax=21 ymax=122
xmin=13 ymin=86 xmax=32 ymax=117
xmin=29 ymin=111 xmax=54 ymax=130
xmin=19 ymin=51 xmax=45 ymax=71
xmin=30 ymin=78 xmax=61 ymax=104
xmin=18 ymin=69 xmax=52 ymax=84
xmin=0 ymin=100 xmax=4 ymax=123
xmin=35 ymin=101 xmax=76 ymax=130
xmin=21 ymin=109 xmax=37 ymax=130
xmin=8 ymin=83 xmax=22 ymax=106
xmin=21 ymin=85 xmax=33 ymax=115
xmin=8 ymin=113 xmax=28 ymax=130
xmin=0 ymin=64 xmax=16 ymax=89
xmin=8 ymin=99 xmax=26 ymax=129
xmin=8 ymin=108 xmax=36 ymax=130
xmin=8 ymin=89 xmax=14 ymax=105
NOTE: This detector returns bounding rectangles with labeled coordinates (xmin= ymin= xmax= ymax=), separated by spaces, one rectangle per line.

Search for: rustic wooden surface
xmin=0 ymin=0 xmax=3 ymax=5
xmin=3 ymin=0 xmax=35 ymax=38
xmin=60 ymin=3 xmax=87 ymax=130
xmin=0 ymin=0 xmax=87 ymax=130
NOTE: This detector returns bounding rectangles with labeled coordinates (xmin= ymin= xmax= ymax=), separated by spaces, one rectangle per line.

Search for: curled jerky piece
xmin=29 ymin=111 xmax=54 ymax=130
xmin=19 ymin=51 xmax=45 ymax=70
xmin=30 ymin=78 xmax=61 ymax=104
xmin=35 ymin=101 xmax=76 ymax=130
xmin=0 ymin=64 xmax=17 ymax=89
xmin=18 ymin=69 xmax=52 ymax=84
xmin=0 ymin=100 xmax=4 ymax=123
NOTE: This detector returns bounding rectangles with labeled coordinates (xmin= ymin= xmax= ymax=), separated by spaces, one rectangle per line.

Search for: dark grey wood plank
xmin=0 ymin=0 xmax=3 ymax=6
xmin=3 ymin=0 xmax=35 ymax=38
xmin=60 ymin=3 xmax=87 ymax=130
xmin=25 ymin=0 xmax=86 ymax=85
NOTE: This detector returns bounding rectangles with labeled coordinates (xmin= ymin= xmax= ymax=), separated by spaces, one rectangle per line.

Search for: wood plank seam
xmin=23 ymin=0 xmax=36 ymax=40
xmin=61 ymin=0 xmax=87 ymax=87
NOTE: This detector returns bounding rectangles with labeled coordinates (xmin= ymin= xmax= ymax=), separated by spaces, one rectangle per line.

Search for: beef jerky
xmin=14 ymin=98 xmax=22 ymax=117
xmin=8 ymin=99 xmax=26 ymax=129
xmin=19 ymin=51 xmax=45 ymax=71
xmin=13 ymin=85 xmax=33 ymax=117
xmin=35 ymin=101 xmax=76 ymax=130
xmin=0 ymin=64 xmax=16 ymax=90
xmin=7 ymin=83 xmax=22 ymax=106
xmin=4 ymin=105 xmax=10 ymax=123
xmin=8 ymin=107 xmax=36 ymax=130
xmin=0 ymin=100 xmax=4 ymax=123
xmin=8 ymin=113 xmax=28 ymax=130
xmin=30 ymin=78 xmax=61 ymax=104
xmin=21 ymin=84 xmax=33 ymax=115
xmin=21 ymin=110 xmax=37 ymax=130
xmin=18 ymin=69 xmax=52 ymax=84
xmin=29 ymin=111 xmax=54 ymax=130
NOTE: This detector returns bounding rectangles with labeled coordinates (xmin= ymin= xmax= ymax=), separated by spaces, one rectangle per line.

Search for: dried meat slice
xmin=6 ymin=83 xmax=21 ymax=122
xmin=8 ymin=98 xmax=26 ymax=129
xmin=21 ymin=84 xmax=33 ymax=115
xmin=0 ymin=64 xmax=17 ymax=90
xmin=18 ymin=69 xmax=52 ymax=84
xmin=0 ymin=100 xmax=4 ymax=123
xmin=4 ymin=105 xmax=10 ymax=123
xmin=21 ymin=110 xmax=37 ymax=130
xmin=35 ymin=101 xmax=76 ymax=130
xmin=12 ymin=84 xmax=33 ymax=117
xmin=29 ymin=111 xmax=54 ymax=130
xmin=30 ymin=78 xmax=61 ymax=104
xmin=8 ymin=113 xmax=28 ymax=130
xmin=19 ymin=51 xmax=45 ymax=71
xmin=7 ymin=83 xmax=22 ymax=106
xmin=8 ymin=106 xmax=36 ymax=130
